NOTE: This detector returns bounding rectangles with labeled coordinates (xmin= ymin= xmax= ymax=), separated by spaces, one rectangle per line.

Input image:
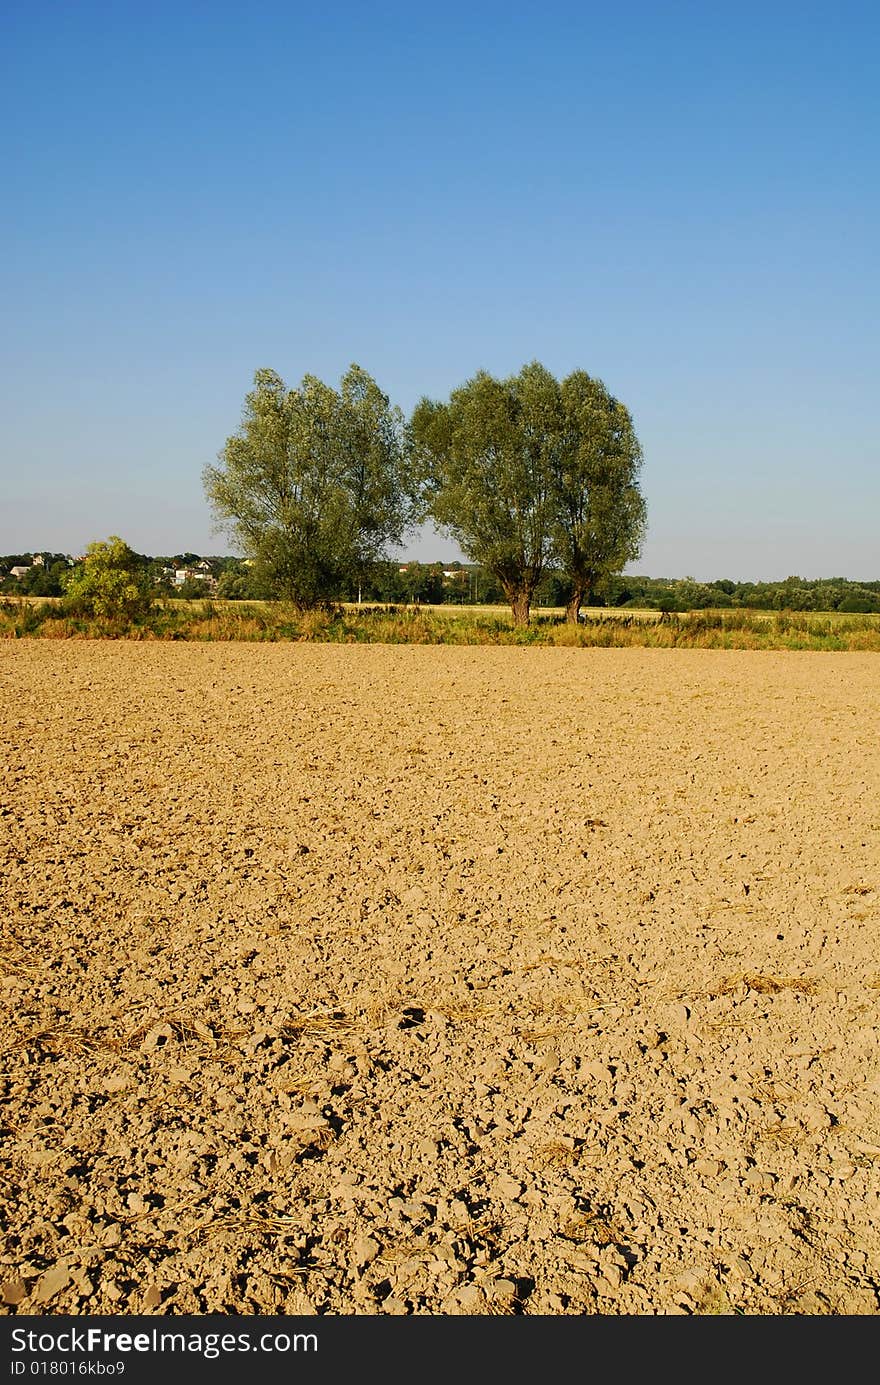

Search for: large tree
xmin=203 ymin=365 xmax=418 ymax=610
xmin=410 ymin=363 xmax=558 ymax=626
xmin=411 ymin=361 xmax=646 ymax=627
xmin=551 ymin=371 xmax=646 ymax=622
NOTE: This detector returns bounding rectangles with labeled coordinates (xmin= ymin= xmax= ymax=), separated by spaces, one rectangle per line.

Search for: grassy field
xmin=343 ymin=601 xmax=665 ymax=623
xmin=2 ymin=595 xmax=880 ymax=649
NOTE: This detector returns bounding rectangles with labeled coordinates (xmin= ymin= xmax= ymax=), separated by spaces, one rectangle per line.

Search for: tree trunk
xmin=510 ymin=591 xmax=531 ymax=627
xmin=565 ymin=587 xmax=586 ymax=624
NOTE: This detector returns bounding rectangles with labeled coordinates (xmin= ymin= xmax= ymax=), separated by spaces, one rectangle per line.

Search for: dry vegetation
xmin=3 ymin=596 xmax=880 ymax=650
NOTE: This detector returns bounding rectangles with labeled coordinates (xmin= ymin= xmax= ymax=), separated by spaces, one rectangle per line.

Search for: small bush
xmin=838 ymin=598 xmax=876 ymax=614
xmin=62 ymin=537 xmax=153 ymax=625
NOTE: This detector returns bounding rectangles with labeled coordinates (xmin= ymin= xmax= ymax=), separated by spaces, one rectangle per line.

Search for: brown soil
xmin=1 ymin=642 xmax=878 ymax=1316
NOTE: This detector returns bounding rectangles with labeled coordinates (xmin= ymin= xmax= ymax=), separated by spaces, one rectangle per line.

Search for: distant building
xmin=10 ymin=566 xmax=30 ymax=579
xmin=174 ymin=566 xmax=217 ymax=590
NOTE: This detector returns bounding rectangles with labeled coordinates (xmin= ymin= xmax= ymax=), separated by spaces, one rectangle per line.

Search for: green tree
xmin=27 ymin=561 xmax=68 ymax=597
xmin=62 ymin=537 xmax=153 ymax=624
xmin=411 ymin=364 xmax=558 ymax=626
xmin=214 ymin=564 xmax=273 ymax=601
xmin=550 ymin=371 xmax=646 ymax=622
xmin=203 ymin=365 xmax=418 ymax=611
xmin=174 ymin=577 xmax=212 ymax=600
xmin=411 ymin=362 xmax=646 ymax=626
xmin=399 ymin=561 xmax=445 ymax=604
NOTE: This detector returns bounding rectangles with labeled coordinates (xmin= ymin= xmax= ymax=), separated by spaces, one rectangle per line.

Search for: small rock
xmin=283 ymin=1111 xmax=331 ymax=1136
xmin=581 ymin=1060 xmax=612 ymax=1084
xmin=691 ymin=1158 xmax=723 ymax=1177
xmin=839 ymin=1287 xmax=878 ymax=1314
xmin=742 ymin=1169 xmax=775 ymax=1193
xmin=674 ymin=1268 xmax=708 ymax=1294
xmin=599 ymin=1247 xmax=629 ymax=1283
xmin=797 ymin=1289 xmax=832 ymax=1314
xmin=1 ymin=1280 xmax=26 ymax=1306
xmin=801 ymin=1103 xmax=832 ymax=1132
xmin=830 ymin=1162 xmax=856 ymax=1181
xmin=454 ymin=1283 xmax=484 ymax=1310
xmin=381 ymin=1296 xmax=408 ymax=1315
xmin=599 ymin=1270 xmax=623 ymax=1293
xmin=491 ymin=1277 xmax=517 ymax=1302
xmin=32 ymin=1266 xmax=71 ymax=1306
xmin=491 ymin=1174 xmax=523 ymax=1202
xmin=447 ymin=1197 xmax=471 ymax=1223
xmin=70 ymin=1270 xmax=94 ymax=1299
xmin=142 ymin=1285 xmax=163 ymax=1311
xmin=353 ymin=1234 xmax=381 ymax=1269
xmin=103 ymin=1071 xmax=133 ymax=1093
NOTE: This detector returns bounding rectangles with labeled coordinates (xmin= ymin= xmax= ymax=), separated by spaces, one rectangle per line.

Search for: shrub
xmin=62 ymin=537 xmax=153 ymax=625
xmin=838 ymin=598 xmax=876 ymax=614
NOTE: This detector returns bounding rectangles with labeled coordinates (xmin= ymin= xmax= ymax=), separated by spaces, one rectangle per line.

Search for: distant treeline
xmin=604 ymin=573 xmax=880 ymax=614
xmin=2 ymin=552 xmax=879 ymax=613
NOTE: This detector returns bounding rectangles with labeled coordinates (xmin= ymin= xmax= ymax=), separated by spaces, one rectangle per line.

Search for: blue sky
xmin=2 ymin=0 xmax=878 ymax=579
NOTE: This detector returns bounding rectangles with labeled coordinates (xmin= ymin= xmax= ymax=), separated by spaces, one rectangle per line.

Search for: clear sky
xmin=2 ymin=0 xmax=878 ymax=580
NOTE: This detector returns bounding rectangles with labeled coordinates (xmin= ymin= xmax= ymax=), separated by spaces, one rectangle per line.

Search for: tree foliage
xmin=411 ymin=362 xmax=646 ymax=625
xmin=411 ymin=364 xmax=557 ymax=625
xmin=61 ymin=537 xmax=153 ymax=624
xmin=0 ymin=556 xmax=71 ymax=597
xmin=550 ymin=371 xmax=646 ymax=621
xmin=203 ymin=365 xmax=418 ymax=610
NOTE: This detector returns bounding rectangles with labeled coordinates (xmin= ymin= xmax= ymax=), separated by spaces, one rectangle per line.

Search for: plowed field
xmin=2 ymin=643 xmax=878 ymax=1315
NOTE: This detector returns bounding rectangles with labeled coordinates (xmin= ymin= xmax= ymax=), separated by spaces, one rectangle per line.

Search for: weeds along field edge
xmin=2 ymin=597 xmax=880 ymax=650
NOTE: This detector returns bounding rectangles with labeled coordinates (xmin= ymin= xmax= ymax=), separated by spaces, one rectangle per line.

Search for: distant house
xmin=174 ymin=566 xmax=217 ymax=590
xmin=10 ymin=566 xmax=30 ymax=580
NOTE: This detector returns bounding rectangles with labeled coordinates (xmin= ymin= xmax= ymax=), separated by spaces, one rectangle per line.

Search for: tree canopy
xmin=411 ymin=364 xmax=557 ymax=626
xmin=203 ymin=365 xmax=419 ymax=610
xmin=411 ymin=362 xmax=646 ymax=625
xmin=550 ymin=370 xmax=646 ymax=621
xmin=61 ymin=536 xmax=153 ymax=625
